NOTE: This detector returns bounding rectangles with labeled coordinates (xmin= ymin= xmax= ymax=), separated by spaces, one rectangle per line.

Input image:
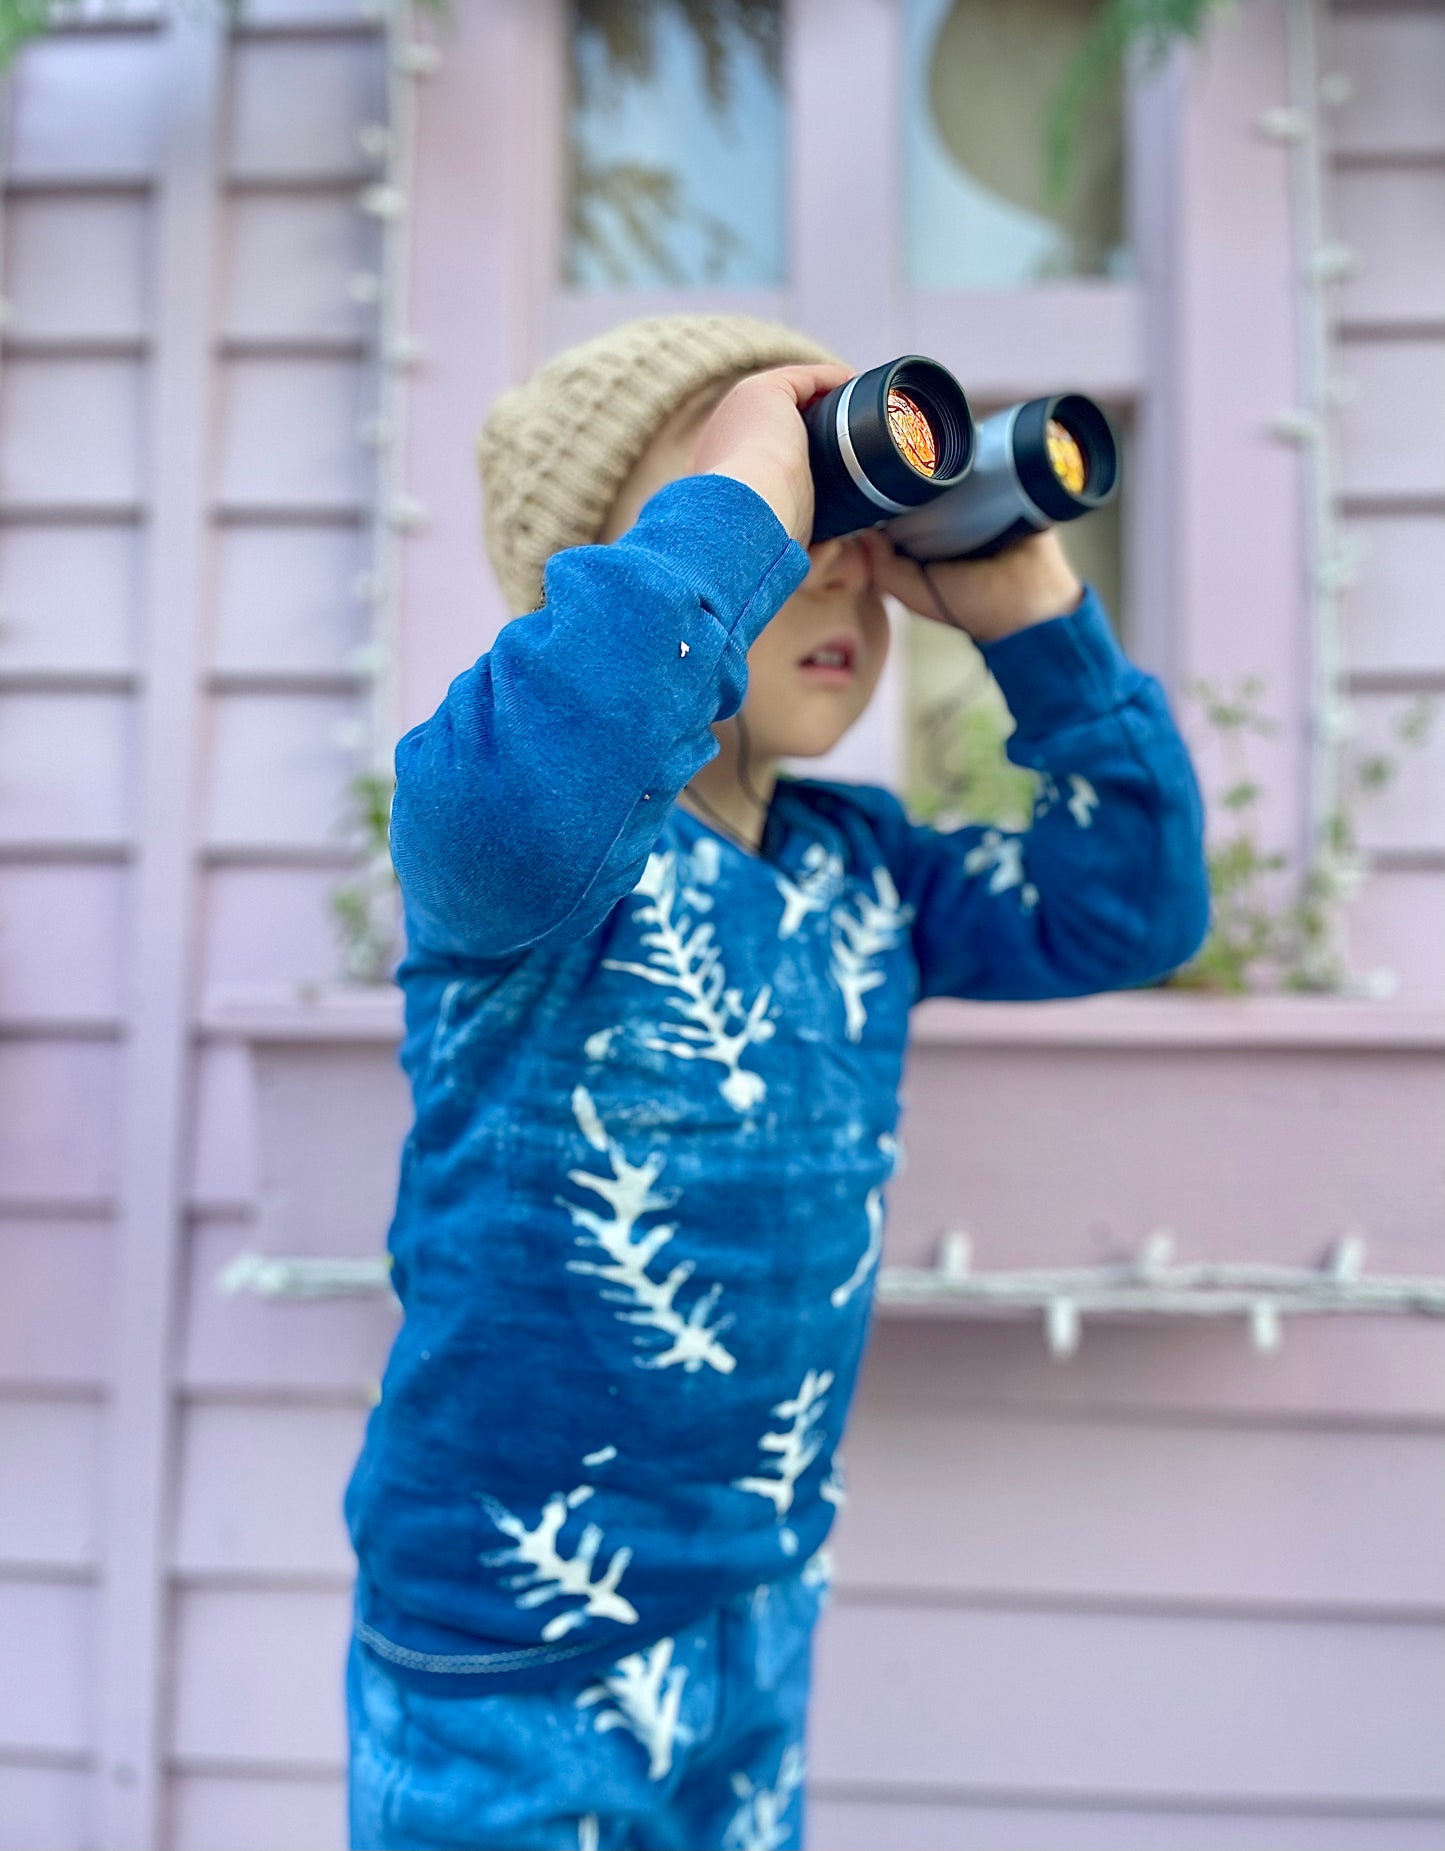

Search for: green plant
xmin=909 ymin=667 xmax=1436 ymax=996
xmin=908 ymin=680 xmax=1040 ymax=834
xmin=572 ymin=0 xmax=779 ymax=109
xmin=1172 ymin=677 xmax=1436 ymax=993
xmin=1169 ymin=675 xmax=1295 ymax=991
xmin=0 ymin=0 xmax=49 ymax=63
xmin=1045 ymin=0 xmax=1234 ymax=207
xmin=331 ymin=770 xmax=401 ymax=984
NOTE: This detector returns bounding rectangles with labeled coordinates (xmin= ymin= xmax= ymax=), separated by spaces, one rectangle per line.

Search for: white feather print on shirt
xmin=830 ymin=1130 xmax=897 ymax=1307
xmin=774 ymin=841 xmax=844 ymax=939
xmin=577 ymin=1636 xmax=689 ymax=1780
xmin=604 ymin=849 xmax=775 ymax=1112
xmin=480 ymin=1481 xmax=638 ymax=1642
xmin=733 ymin=1369 xmax=833 ymax=1555
xmin=560 ymin=1086 xmax=736 ymax=1375
xmin=962 ymin=827 xmax=1039 ymax=908
xmin=830 ymin=1183 xmax=884 ymax=1309
xmin=723 ymin=1743 xmax=807 ymax=1851
xmin=1067 ymin=773 xmax=1100 ymax=827
xmin=830 ymin=866 xmax=914 ymax=1042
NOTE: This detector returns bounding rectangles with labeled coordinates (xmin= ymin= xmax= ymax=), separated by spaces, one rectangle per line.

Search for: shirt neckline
xmin=674 ymin=779 xmax=800 ymax=867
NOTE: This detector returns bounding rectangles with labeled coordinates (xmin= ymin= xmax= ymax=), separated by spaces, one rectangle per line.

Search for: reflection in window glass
xmin=905 ymin=0 xmax=1128 ymax=289
xmin=564 ymin=0 xmax=785 ymax=290
xmin=904 ymin=429 xmax=1125 ymax=828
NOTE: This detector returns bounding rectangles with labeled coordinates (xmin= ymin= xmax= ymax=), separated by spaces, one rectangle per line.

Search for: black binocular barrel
xmin=804 ymin=356 xmax=974 ymax=547
xmin=885 ymin=394 xmax=1119 ymax=561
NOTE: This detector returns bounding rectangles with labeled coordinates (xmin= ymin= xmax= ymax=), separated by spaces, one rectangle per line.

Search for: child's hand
xmin=692 ymin=363 xmax=856 ymax=546
xmin=857 ymin=525 xmax=1084 ymax=644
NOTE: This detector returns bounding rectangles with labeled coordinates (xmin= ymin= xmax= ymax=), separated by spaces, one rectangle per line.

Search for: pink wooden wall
xmin=1326 ymin=1 xmax=1445 ymax=985
xmin=0 ymin=5 xmax=1441 ymax=1851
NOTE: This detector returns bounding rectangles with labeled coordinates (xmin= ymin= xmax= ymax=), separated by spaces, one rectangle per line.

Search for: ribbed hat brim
xmin=478 ymin=313 xmax=842 ymax=615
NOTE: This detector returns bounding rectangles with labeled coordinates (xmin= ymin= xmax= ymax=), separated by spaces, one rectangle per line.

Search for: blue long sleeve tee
xmin=344 ymin=472 xmax=1210 ymax=1693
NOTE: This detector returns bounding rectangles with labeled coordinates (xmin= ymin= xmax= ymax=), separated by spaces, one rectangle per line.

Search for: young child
xmin=344 ymin=314 xmax=1210 ymax=1851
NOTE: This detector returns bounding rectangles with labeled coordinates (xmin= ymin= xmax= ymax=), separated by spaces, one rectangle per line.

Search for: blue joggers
xmin=347 ymin=1565 xmax=826 ymax=1850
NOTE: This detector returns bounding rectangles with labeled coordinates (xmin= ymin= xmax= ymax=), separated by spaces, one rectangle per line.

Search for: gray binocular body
xmin=802 ymin=355 xmax=1119 ymax=561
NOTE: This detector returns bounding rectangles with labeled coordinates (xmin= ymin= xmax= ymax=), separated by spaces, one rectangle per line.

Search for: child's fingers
xmin=858 ymin=527 xmax=953 ymax=625
xmin=857 ymin=526 xmax=916 ymax=598
xmin=758 ymin=361 xmax=856 ymax=408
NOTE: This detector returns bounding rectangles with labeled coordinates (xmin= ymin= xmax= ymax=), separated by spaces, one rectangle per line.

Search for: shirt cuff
xmin=622 ymin=473 xmax=811 ymax=650
xmin=976 ymin=586 xmax=1146 ymax=740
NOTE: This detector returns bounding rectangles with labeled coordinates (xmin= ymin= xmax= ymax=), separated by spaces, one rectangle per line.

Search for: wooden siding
xmin=0 ymin=9 xmax=386 ymax=1847
xmin=0 ymin=15 xmax=166 ymax=1850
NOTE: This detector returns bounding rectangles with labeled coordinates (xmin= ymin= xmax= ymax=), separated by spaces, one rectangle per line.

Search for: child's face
xmin=599 ymin=378 xmax=891 ymax=763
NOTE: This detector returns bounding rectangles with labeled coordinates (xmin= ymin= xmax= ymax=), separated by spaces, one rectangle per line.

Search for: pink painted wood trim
xmin=196 ymin=980 xmax=1445 ymax=1052
xmin=95 ymin=18 xmax=224 ymax=1848
xmin=911 ymin=993 xmax=1445 ymax=1049
xmin=401 ymin=0 xmax=537 ymax=723
xmin=789 ymin=0 xmax=901 ymax=366
xmin=521 ymin=0 xmax=567 ymax=358
xmin=200 ymin=982 xmax=404 ymax=1041
xmin=1122 ymin=45 xmax=1188 ymax=687
xmin=1173 ymin=6 xmax=1311 ymax=866
xmin=546 ymin=289 xmax=790 ymax=355
xmin=785 ymin=0 xmax=904 ymax=789
xmin=904 ymin=286 xmax=1144 ymax=403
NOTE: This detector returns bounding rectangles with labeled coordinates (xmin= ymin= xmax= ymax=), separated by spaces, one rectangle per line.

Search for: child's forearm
xmin=857 ymin=591 xmax=1210 ymax=1001
xmin=390 ymin=474 xmax=808 ymax=961
xmin=976 ymin=598 xmax=1209 ymax=987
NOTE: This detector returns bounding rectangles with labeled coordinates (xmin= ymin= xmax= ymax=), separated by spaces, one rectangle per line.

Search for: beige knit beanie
xmin=478 ymin=313 xmax=843 ymax=616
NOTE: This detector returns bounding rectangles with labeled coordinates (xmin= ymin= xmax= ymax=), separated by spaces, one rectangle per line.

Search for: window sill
xmin=201 ymin=981 xmax=404 ymax=1043
xmin=199 ymin=982 xmax=1445 ymax=1052
xmin=910 ymin=992 xmax=1445 ymax=1051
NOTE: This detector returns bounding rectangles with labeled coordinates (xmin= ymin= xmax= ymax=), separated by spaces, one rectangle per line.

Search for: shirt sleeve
xmin=850 ymin=589 xmax=1210 ymax=1001
xmin=391 ymin=472 xmax=810 ymax=963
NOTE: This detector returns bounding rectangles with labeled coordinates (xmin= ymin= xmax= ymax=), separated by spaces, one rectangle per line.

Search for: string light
xmin=1256 ymin=104 xmax=1308 ymax=143
xmin=360 ymin=0 xmax=433 ymax=765
xmin=875 ymin=1228 xmax=1445 ymax=1362
xmin=330 ymin=0 xmax=438 ymax=981
xmin=219 ymin=1226 xmax=1445 ymax=1365
xmin=1277 ymin=0 xmax=1358 ymax=987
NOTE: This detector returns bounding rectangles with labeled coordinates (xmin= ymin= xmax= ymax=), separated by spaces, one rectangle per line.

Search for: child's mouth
xmin=797 ymin=635 xmax=858 ymax=686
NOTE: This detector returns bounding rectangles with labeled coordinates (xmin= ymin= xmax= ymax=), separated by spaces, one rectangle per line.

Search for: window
xmin=904 ymin=0 xmax=1128 ymax=289
xmin=563 ymin=0 xmax=786 ymax=290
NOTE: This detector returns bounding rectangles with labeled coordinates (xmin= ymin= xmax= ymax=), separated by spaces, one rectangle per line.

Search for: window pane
xmin=564 ymin=0 xmax=785 ymax=290
xmin=904 ymin=426 xmax=1125 ymax=828
xmin=905 ymin=0 xmax=1128 ymax=290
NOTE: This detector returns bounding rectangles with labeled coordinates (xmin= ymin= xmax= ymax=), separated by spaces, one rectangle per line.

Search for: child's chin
xmin=778 ymin=714 xmax=860 ymax=759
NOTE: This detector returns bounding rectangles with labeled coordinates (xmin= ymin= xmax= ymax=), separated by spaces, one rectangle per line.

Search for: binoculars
xmin=802 ymin=354 xmax=1118 ymax=560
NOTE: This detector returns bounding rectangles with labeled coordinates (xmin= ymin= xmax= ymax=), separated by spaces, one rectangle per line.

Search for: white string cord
xmin=218 ymin=1227 xmax=1445 ymax=1361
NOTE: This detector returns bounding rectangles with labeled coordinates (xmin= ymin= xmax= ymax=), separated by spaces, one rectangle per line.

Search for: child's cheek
xmin=851 ymin=611 xmax=891 ymax=716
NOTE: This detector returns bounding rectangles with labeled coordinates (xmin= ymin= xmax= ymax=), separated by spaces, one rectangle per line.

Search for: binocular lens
xmin=883 ymin=390 xmax=1118 ymax=561
xmin=803 ymin=355 xmax=973 ymax=545
xmin=886 ymin=389 xmax=940 ymax=477
xmin=1045 ymin=417 xmax=1088 ymax=496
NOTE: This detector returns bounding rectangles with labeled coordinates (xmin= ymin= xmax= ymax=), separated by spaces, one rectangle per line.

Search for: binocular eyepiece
xmin=802 ymin=356 xmax=1119 ymax=562
xmin=802 ymin=356 xmax=975 ymax=545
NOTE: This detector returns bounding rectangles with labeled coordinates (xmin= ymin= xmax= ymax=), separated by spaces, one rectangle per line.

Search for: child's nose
xmin=804 ymin=534 xmax=872 ymax=594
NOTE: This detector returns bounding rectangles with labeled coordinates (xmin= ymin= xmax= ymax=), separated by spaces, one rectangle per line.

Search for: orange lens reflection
xmin=1045 ymin=418 xmax=1088 ymax=495
xmin=887 ymin=388 xmax=938 ymax=476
